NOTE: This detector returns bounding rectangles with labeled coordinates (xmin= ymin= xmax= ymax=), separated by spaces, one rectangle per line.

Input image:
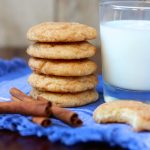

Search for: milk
xmin=100 ymin=20 xmax=150 ymax=90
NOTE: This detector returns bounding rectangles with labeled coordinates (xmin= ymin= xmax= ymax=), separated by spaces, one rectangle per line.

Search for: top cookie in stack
xmin=27 ymin=22 xmax=99 ymax=107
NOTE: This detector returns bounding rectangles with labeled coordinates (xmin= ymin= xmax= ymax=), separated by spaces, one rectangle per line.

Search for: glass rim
xmin=100 ymin=1 xmax=150 ymax=10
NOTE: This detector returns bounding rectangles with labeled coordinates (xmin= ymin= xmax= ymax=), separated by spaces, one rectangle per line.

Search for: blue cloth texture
xmin=0 ymin=58 xmax=150 ymax=150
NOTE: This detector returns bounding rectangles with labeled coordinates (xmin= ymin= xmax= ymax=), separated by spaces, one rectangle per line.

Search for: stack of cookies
xmin=27 ymin=22 xmax=99 ymax=107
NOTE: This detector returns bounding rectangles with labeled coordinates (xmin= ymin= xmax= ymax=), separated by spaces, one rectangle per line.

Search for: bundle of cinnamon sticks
xmin=0 ymin=88 xmax=82 ymax=127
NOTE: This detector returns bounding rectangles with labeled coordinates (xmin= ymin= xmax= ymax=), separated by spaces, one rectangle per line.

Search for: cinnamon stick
xmin=10 ymin=88 xmax=83 ymax=127
xmin=10 ymin=88 xmax=33 ymax=102
xmin=11 ymin=96 xmax=52 ymax=127
xmin=0 ymin=101 xmax=51 ymax=117
xmin=37 ymin=96 xmax=82 ymax=127
xmin=32 ymin=117 xmax=51 ymax=127
xmin=10 ymin=88 xmax=51 ymax=105
xmin=37 ymin=96 xmax=47 ymax=102
xmin=51 ymin=106 xmax=82 ymax=127
xmin=11 ymin=96 xmax=20 ymax=102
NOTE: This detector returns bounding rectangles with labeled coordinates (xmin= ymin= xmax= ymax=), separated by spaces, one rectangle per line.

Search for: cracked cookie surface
xmin=30 ymin=88 xmax=99 ymax=107
xmin=93 ymin=100 xmax=150 ymax=131
xmin=28 ymin=57 xmax=97 ymax=76
xmin=27 ymin=42 xmax=96 ymax=59
xmin=27 ymin=22 xmax=97 ymax=42
xmin=28 ymin=73 xmax=98 ymax=93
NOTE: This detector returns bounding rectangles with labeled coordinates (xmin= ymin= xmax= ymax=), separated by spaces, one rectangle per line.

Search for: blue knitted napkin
xmin=0 ymin=58 xmax=150 ymax=150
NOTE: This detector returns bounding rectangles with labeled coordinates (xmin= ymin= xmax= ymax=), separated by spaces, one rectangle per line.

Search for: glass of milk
xmin=100 ymin=1 xmax=150 ymax=103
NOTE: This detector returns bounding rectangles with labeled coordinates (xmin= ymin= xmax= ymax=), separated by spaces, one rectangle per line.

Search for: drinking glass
xmin=100 ymin=1 xmax=150 ymax=103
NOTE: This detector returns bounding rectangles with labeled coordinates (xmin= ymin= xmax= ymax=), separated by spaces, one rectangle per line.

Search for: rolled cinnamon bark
xmin=37 ymin=96 xmax=48 ymax=102
xmin=37 ymin=96 xmax=82 ymax=127
xmin=10 ymin=88 xmax=52 ymax=105
xmin=11 ymin=96 xmax=52 ymax=127
xmin=51 ymin=106 xmax=82 ymax=127
xmin=10 ymin=88 xmax=82 ymax=127
xmin=10 ymin=88 xmax=33 ymax=102
xmin=0 ymin=101 xmax=51 ymax=117
xmin=32 ymin=117 xmax=51 ymax=127
xmin=11 ymin=96 xmax=20 ymax=102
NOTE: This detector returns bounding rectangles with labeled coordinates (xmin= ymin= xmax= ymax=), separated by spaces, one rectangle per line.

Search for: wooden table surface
xmin=0 ymin=130 xmax=124 ymax=150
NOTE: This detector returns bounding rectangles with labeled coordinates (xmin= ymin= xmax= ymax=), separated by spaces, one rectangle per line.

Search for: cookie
xmin=27 ymin=22 xmax=97 ymax=42
xmin=30 ymin=88 xmax=99 ymax=107
xmin=28 ymin=73 xmax=98 ymax=93
xmin=93 ymin=100 xmax=150 ymax=131
xmin=28 ymin=57 xmax=97 ymax=76
xmin=27 ymin=42 xmax=96 ymax=59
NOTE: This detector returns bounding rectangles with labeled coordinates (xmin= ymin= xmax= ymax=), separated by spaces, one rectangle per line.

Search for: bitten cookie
xmin=93 ymin=100 xmax=150 ymax=131
xmin=27 ymin=42 xmax=96 ymax=59
xmin=28 ymin=73 xmax=98 ymax=93
xmin=27 ymin=22 xmax=97 ymax=42
xmin=30 ymin=88 xmax=99 ymax=107
xmin=28 ymin=57 xmax=97 ymax=76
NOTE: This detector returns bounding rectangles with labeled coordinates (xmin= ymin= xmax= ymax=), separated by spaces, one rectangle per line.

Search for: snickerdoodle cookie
xmin=28 ymin=57 xmax=97 ymax=76
xmin=30 ymin=88 xmax=99 ymax=107
xmin=27 ymin=42 xmax=96 ymax=59
xmin=28 ymin=73 xmax=98 ymax=93
xmin=93 ymin=100 xmax=150 ymax=131
xmin=27 ymin=22 xmax=97 ymax=42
